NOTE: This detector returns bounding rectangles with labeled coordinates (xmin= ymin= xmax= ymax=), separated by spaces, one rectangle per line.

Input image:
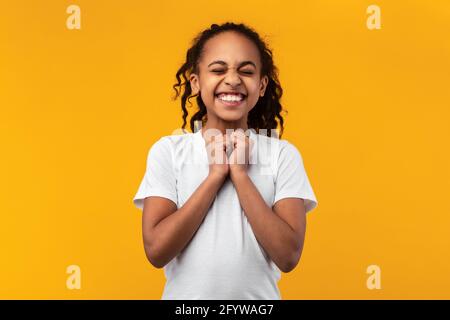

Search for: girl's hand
xmin=205 ymin=132 xmax=230 ymax=179
xmin=228 ymin=129 xmax=253 ymax=178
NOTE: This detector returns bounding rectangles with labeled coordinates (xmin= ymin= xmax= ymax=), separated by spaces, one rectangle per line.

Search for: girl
xmin=133 ymin=22 xmax=318 ymax=300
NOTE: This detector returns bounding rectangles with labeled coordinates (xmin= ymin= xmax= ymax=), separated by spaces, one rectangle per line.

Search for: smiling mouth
xmin=215 ymin=92 xmax=247 ymax=107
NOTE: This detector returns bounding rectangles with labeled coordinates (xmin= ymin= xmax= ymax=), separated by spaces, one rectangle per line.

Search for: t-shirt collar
xmin=194 ymin=128 xmax=256 ymax=145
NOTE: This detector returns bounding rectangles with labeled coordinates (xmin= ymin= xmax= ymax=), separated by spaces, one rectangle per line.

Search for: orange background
xmin=1 ymin=0 xmax=449 ymax=299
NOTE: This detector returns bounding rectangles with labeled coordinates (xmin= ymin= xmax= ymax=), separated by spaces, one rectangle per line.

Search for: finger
xmin=205 ymin=134 xmax=224 ymax=149
xmin=233 ymin=133 xmax=248 ymax=148
xmin=233 ymin=129 xmax=246 ymax=140
xmin=224 ymin=133 xmax=233 ymax=152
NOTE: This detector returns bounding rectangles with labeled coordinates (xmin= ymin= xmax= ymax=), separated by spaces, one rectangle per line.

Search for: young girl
xmin=133 ymin=22 xmax=318 ymax=300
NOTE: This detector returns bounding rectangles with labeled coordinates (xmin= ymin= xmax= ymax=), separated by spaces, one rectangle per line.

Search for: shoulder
xmin=252 ymin=131 xmax=302 ymax=160
xmin=279 ymin=139 xmax=303 ymax=160
xmin=147 ymin=132 xmax=196 ymax=158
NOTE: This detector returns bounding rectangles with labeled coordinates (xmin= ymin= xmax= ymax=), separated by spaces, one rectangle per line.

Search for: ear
xmin=190 ymin=73 xmax=200 ymax=95
xmin=259 ymin=75 xmax=269 ymax=97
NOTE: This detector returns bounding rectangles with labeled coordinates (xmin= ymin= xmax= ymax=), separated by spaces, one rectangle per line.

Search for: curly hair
xmin=172 ymin=22 xmax=286 ymax=138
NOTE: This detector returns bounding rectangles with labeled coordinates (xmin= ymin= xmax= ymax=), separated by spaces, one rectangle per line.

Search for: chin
xmin=217 ymin=113 xmax=245 ymax=122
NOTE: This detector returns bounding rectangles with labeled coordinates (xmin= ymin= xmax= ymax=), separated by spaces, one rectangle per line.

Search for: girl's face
xmin=190 ymin=31 xmax=268 ymax=124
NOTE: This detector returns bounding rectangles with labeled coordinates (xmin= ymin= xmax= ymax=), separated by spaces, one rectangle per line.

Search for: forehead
xmin=200 ymin=31 xmax=261 ymax=67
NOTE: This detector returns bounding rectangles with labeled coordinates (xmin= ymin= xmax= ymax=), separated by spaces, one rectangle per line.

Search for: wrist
xmin=229 ymin=168 xmax=248 ymax=181
xmin=208 ymin=171 xmax=228 ymax=183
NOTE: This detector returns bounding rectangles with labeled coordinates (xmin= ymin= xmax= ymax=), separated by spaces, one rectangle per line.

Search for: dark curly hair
xmin=172 ymin=22 xmax=286 ymax=138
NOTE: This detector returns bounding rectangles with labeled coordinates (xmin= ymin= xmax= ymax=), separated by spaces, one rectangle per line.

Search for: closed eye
xmin=211 ymin=69 xmax=254 ymax=75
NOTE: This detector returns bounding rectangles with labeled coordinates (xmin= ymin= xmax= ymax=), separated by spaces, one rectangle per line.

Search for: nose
xmin=224 ymin=68 xmax=242 ymax=87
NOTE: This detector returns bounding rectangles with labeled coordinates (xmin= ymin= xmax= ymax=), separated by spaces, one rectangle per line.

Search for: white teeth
xmin=217 ymin=94 xmax=244 ymax=102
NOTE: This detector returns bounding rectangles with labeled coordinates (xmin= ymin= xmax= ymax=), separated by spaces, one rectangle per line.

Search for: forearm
xmin=230 ymin=172 xmax=301 ymax=272
xmin=150 ymin=173 xmax=226 ymax=267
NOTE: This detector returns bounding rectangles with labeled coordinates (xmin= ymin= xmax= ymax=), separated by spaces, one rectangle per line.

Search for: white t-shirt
xmin=133 ymin=128 xmax=318 ymax=300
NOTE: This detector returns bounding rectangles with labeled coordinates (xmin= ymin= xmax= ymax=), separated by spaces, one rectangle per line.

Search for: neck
xmin=201 ymin=119 xmax=248 ymax=136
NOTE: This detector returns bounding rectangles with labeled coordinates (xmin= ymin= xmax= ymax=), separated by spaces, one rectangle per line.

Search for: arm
xmin=142 ymin=172 xmax=226 ymax=268
xmin=230 ymin=171 xmax=307 ymax=273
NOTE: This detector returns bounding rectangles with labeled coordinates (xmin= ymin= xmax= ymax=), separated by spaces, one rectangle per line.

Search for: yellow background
xmin=1 ymin=0 xmax=449 ymax=299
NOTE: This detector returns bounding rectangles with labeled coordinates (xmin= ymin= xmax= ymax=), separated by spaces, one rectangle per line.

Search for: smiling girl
xmin=133 ymin=22 xmax=318 ymax=300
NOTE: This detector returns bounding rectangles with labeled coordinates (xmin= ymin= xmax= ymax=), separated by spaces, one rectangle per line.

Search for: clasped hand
xmin=205 ymin=129 xmax=254 ymax=179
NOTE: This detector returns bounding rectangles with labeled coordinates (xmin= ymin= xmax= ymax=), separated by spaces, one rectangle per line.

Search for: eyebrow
xmin=207 ymin=60 xmax=257 ymax=69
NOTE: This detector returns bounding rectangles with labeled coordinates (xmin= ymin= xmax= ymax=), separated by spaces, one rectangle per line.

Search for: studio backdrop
xmin=1 ymin=0 xmax=449 ymax=299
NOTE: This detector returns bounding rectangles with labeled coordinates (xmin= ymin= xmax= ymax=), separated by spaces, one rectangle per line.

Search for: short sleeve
xmin=133 ymin=137 xmax=177 ymax=210
xmin=273 ymin=141 xmax=318 ymax=214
